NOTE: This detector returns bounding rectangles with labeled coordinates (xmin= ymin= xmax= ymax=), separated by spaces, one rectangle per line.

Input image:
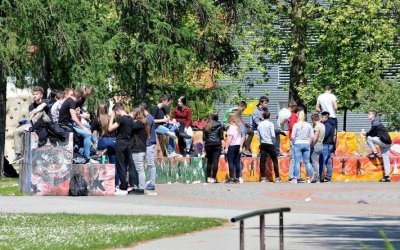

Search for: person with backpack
xmin=203 ymin=113 xmax=224 ymax=183
xmin=363 ymin=110 xmax=392 ymax=182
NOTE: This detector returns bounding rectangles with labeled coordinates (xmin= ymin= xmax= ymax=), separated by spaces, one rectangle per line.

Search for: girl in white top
xmin=290 ymin=110 xmax=315 ymax=183
xmin=224 ymin=113 xmax=242 ymax=183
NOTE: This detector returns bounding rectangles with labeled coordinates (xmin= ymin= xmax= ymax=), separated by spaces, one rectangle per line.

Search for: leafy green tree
xmin=0 ymin=0 xmax=113 ymax=176
xmin=300 ymin=0 xmax=399 ymax=130
xmin=113 ymin=0 xmax=239 ymax=104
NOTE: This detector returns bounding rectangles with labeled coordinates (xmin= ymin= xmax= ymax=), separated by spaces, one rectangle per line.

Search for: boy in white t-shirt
xmin=316 ymin=85 xmax=338 ymax=129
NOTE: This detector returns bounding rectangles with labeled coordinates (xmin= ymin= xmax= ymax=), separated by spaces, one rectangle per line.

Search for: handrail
xmin=231 ymin=207 xmax=291 ymax=223
xmin=230 ymin=207 xmax=291 ymax=250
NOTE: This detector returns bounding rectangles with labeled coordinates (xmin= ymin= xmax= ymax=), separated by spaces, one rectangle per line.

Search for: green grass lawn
xmin=0 ymin=178 xmax=23 ymax=196
xmin=0 ymin=213 xmax=226 ymax=250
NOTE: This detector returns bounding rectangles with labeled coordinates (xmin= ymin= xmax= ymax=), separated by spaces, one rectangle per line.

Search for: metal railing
xmin=230 ymin=207 xmax=291 ymax=250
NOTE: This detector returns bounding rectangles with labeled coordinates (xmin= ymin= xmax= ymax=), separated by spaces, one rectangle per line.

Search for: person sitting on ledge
xmin=363 ymin=110 xmax=392 ymax=182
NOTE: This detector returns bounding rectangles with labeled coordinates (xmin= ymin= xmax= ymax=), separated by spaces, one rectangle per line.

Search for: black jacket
xmin=203 ymin=121 xmax=223 ymax=147
xmin=366 ymin=117 xmax=392 ymax=145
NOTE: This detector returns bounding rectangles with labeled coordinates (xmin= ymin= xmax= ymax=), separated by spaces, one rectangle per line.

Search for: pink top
xmin=227 ymin=124 xmax=241 ymax=146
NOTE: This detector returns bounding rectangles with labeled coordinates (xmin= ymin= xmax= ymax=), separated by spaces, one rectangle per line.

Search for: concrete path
xmin=1 ymin=182 xmax=400 ymax=249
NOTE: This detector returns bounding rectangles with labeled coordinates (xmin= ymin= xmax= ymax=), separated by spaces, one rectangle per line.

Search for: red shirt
xmin=288 ymin=112 xmax=298 ymax=138
xmin=172 ymin=106 xmax=192 ymax=128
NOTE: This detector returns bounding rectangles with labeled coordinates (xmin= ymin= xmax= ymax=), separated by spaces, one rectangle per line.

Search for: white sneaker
xmin=211 ymin=178 xmax=217 ymax=183
xmin=239 ymin=177 xmax=244 ymax=184
xmin=167 ymin=131 xmax=177 ymax=139
xmin=207 ymin=177 xmax=212 ymax=183
xmin=306 ymin=177 xmax=311 ymax=184
xmin=89 ymin=159 xmax=100 ymax=164
xmin=260 ymin=177 xmax=267 ymax=183
xmin=114 ymin=187 xmax=127 ymax=196
xmin=167 ymin=152 xmax=182 ymax=158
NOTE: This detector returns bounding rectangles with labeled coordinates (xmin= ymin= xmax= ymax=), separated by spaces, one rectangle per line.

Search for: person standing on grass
xmin=257 ymin=111 xmax=281 ymax=183
xmin=139 ymin=102 xmax=157 ymax=190
xmin=310 ymin=113 xmax=325 ymax=183
xmin=109 ymin=103 xmax=135 ymax=191
xmin=203 ymin=113 xmax=224 ymax=183
xmin=363 ymin=110 xmax=392 ymax=182
xmin=224 ymin=113 xmax=243 ymax=184
xmin=128 ymin=107 xmax=150 ymax=195
xmin=291 ymin=110 xmax=315 ymax=183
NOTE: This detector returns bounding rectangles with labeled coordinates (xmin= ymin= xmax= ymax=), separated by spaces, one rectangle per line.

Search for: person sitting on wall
xmin=151 ymin=94 xmax=181 ymax=158
xmin=171 ymin=96 xmax=193 ymax=156
xmin=363 ymin=110 xmax=392 ymax=182
xmin=12 ymin=86 xmax=50 ymax=163
xmin=248 ymin=96 xmax=269 ymax=155
xmin=58 ymin=89 xmax=98 ymax=163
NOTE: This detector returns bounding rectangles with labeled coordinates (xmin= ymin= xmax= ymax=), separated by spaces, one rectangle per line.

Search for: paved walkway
xmin=1 ymin=182 xmax=400 ymax=249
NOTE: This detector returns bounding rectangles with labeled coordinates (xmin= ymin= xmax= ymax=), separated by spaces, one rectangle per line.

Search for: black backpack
xmin=69 ymin=173 xmax=89 ymax=196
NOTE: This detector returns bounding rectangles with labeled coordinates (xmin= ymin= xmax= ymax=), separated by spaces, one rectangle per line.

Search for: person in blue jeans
xmin=91 ymin=104 xmax=119 ymax=186
xmin=319 ymin=111 xmax=336 ymax=182
xmin=140 ymin=102 xmax=157 ymax=190
xmin=58 ymin=89 xmax=96 ymax=163
xmin=223 ymin=113 xmax=242 ymax=184
xmin=151 ymin=95 xmax=180 ymax=157
xmin=291 ymin=110 xmax=315 ymax=183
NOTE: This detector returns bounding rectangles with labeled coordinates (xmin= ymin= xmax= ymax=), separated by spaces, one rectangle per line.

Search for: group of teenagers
xmin=12 ymin=85 xmax=393 ymax=195
xmin=204 ymin=85 xmax=393 ymax=184
xmin=13 ymin=87 xmax=199 ymax=194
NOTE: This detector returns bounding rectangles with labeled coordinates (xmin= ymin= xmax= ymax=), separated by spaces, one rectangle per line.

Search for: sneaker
xmin=179 ymin=132 xmax=192 ymax=139
xmin=226 ymin=178 xmax=235 ymax=184
xmin=10 ymin=155 xmax=23 ymax=164
xmin=277 ymin=154 xmax=286 ymax=158
xmin=274 ymin=177 xmax=282 ymax=183
xmin=211 ymin=178 xmax=217 ymax=183
xmin=260 ymin=177 xmax=267 ymax=183
xmin=290 ymin=178 xmax=297 ymax=184
xmin=242 ymin=150 xmax=252 ymax=156
xmin=146 ymin=183 xmax=155 ymax=190
xmin=309 ymin=172 xmax=316 ymax=183
xmin=297 ymin=178 xmax=306 ymax=183
xmin=89 ymin=159 xmax=100 ymax=164
xmin=379 ymin=177 xmax=391 ymax=182
xmin=119 ymin=182 xmax=129 ymax=191
xmin=167 ymin=152 xmax=182 ymax=158
xmin=306 ymin=177 xmax=311 ymax=184
xmin=238 ymin=177 xmax=244 ymax=184
xmin=115 ymin=187 xmax=127 ymax=196
xmin=128 ymin=189 xmax=145 ymax=195
xmin=207 ymin=177 xmax=213 ymax=183
xmin=167 ymin=131 xmax=177 ymax=139
xmin=367 ymin=152 xmax=379 ymax=158
xmin=323 ymin=179 xmax=331 ymax=183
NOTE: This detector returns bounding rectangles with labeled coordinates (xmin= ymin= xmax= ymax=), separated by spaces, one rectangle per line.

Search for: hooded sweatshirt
xmin=203 ymin=120 xmax=224 ymax=147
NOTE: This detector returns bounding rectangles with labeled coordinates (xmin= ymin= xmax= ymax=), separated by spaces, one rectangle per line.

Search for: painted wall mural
xmin=19 ymin=133 xmax=115 ymax=196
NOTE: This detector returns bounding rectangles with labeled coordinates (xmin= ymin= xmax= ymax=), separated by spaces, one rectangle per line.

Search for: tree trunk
xmin=289 ymin=0 xmax=308 ymax=109
xmin=0 ymin=62 xmax=6 ymax=177
xmin=343 ymin=108 xmax=347 ymax=132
